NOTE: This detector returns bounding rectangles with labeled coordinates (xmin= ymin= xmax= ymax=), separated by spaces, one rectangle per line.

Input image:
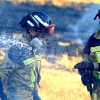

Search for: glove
xmin=74 ymin=61 xmax=94 ymax=70
xmin=81 ymin=75 xmax=88 ymax=86
xmin=78 ymin=69 xmax=87 ymax=75
xmin=74 ymin=61 xmax=94 ymax=75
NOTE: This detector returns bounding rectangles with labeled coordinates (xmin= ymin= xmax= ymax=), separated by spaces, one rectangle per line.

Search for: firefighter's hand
xmin=74 ymin=61 xmax=94 ymax=70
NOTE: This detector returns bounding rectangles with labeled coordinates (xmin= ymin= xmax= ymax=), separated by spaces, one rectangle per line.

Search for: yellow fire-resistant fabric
xmin=23 ymin=55 xmax=41 ymax=66
xmin=90 ymin=46 xmax=100 ymax=53
xmin=23 ymin=55 xmax=41 ymax=88
xmin=90 ymin=46 xmax=100 ymax=63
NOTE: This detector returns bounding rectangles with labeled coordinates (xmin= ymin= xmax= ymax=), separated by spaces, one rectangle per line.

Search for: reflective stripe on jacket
xmin=7 ymin=38 xmax=41 ymax=92
xmin=23 ymin=55 xmax=41 ymax=88
xmin=83 ymin=30 xmax=100 ymax=82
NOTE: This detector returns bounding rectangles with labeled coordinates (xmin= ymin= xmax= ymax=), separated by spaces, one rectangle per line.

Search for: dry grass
xmin=38 ymin=68 xmax=91 ymax=100
xmin=38 ymin=54 xmax=91 ymax=100
xmin=41 ymin=54 xmax=82 ymax=72
xmin=6 ymin=0 xmax=100 ymax=6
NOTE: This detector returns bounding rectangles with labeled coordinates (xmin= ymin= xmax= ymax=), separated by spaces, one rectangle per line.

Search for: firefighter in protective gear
xmin=0 ymin=11 xmax=55 ymax=100
xmin=74 ymin=9 xmax=100 ymax=100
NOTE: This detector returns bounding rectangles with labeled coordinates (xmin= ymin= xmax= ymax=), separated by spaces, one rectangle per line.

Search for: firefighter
xmin=74 ymin=9 xmax=100 ymax=100
xmin=0 ymin=11 xmax=55 ymax=100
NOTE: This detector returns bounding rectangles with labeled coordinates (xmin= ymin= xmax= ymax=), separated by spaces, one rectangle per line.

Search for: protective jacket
xmin=0 ymin=36 xmax=41 ymax=100
xmin=83 ymin=30 xmax=100 ymax=100
xmin=83 ymin=30 xmax=100 ymax=83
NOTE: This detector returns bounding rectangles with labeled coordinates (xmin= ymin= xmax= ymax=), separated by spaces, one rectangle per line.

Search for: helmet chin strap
xmin=32 ymin=47 xmax=37 ymax=56
xmin=24 ymin=31 xmax=36 ymax=40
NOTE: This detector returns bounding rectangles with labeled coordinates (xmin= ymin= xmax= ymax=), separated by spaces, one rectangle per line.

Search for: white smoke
xmin=0 ymin=1 xmax=6 ymax=15
xmin=66 ymin=4 xmax=100 ymax=45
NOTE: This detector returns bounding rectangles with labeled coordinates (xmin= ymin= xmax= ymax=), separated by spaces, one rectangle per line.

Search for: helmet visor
xmin=46 ymin=24 xmax=55 ymax=34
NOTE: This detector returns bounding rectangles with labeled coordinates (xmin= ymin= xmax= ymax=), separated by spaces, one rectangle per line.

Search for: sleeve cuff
xmin=93 ymin=62 xmax=99 ymax=70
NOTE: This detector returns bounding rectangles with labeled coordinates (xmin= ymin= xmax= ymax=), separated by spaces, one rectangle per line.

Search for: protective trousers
xmin=33 ymin=94 xmax=41 ymax=100
xmin=0 ymin=77 xmax=7 ymax=100
xmin=9 ymin=90 xmax=33 ymax=100
xmin=33 ymin=90 xmax=41 ymax=100
xmin=91 ymin=84 xmax=100 ymax=100
xmin=8 ymin=84 xmax=41 ymax=100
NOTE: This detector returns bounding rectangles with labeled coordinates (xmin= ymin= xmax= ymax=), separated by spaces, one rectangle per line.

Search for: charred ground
xmin=0 ymin=1 xmax=99 ymax=56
